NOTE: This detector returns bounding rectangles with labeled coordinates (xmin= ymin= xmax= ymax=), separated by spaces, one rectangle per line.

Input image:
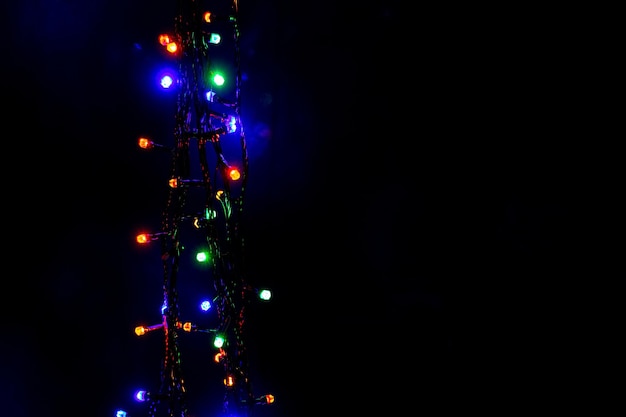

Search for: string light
xmin=256 ymin=394 xmax=275 ymax=405
xmin=203 ymin=11 xmax=236 ymax=23
xmin=205 ymin=90 xmax=236 ymax=107
xmin=258 ymin=289 xmax=272 ymax=301
xmin=138 ymin=137 xmax=172 ymax=151
xmin=121 ymin=1 xmax=275 ymax=416
xmin=213 ymin=334 xmax=226 ymax=349
xmin=168 ymin=178 xmax=205 ymax=188
xmin=200 ymin=299 xmax=212 ymax=311
xmin=135 ymin=390 xmax=150 ymax=402
xmin=135 ymin=232 xmax=168 ymax=244
xmin=134 ymin=323 xmax=164 ymax=336
xmin=157 ymin=33 xmax=179 ymax=55
xmin=208 ymin=33 xmax=221 ymax=44
xmin=227 ymin=166 xmax=241 ymax=181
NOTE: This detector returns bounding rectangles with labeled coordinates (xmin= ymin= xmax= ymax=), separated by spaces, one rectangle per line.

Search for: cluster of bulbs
xmin=115 ymin=2 xmax=274 ymax=416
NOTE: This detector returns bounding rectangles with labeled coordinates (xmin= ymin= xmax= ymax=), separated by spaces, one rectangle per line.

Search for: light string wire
xmin=143 ymin=0 xmax=256 ymax=416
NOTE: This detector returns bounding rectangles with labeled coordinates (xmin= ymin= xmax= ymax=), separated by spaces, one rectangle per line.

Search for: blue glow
xmin=160 ymin=74 xmax=173 ymax=89
xmin=154 ymin=67 xmax=177 ymax=91
xmin=134 ymin=390 xmax=148 ymax=402
xmin=227 ymin=116 xmax=237 ymax=133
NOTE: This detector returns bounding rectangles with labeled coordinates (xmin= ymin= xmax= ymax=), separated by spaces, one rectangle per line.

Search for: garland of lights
xmin=116 ymin=1 xmax=274 ymax=416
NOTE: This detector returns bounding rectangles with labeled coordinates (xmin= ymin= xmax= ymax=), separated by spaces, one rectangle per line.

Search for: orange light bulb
xmin=166 ymin=42 xmax=178 ymax=53
xmin=228 ymin=168 xmax=240 ymax=181
xmin=158 ymin=34 xmax=171 ymax=46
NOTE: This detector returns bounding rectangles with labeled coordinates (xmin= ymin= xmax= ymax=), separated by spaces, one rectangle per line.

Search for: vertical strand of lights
xmin=146 ymin=1 xmax=196 ymax=415
xmin=129 ymin=0 xmax=274 ymax=417
xmin=205 ymin=0 xmax=254 ymax=414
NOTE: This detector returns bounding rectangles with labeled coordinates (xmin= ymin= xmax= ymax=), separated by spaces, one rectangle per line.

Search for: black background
xmin=2 ymin=1 xmax=623 ymax=416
